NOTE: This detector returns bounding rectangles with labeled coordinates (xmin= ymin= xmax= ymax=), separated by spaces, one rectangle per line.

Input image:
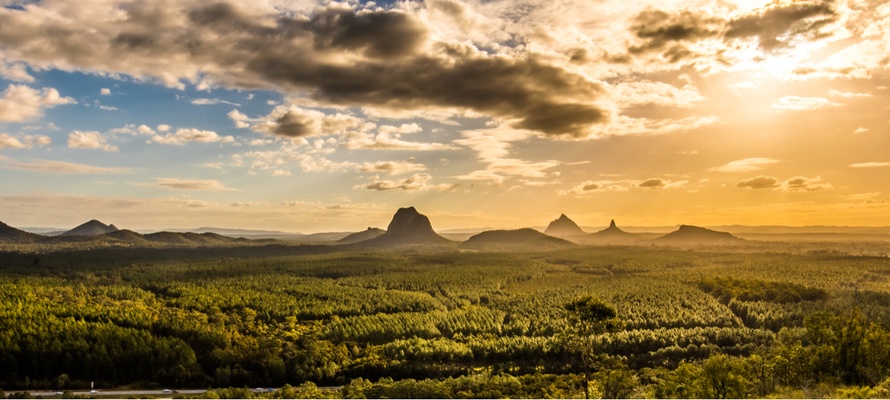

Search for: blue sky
xmin=1 ymin=0 xmax=889 ymax=232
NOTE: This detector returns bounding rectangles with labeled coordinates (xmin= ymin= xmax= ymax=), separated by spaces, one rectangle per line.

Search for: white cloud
xmin=108 ymin=124 xmax=157 ymax=136
xmin=828 ymin=89 xmax=872 ymax=98
xmin=0 ymin=84 xmax=76 ymax=122
xmin=152 ymin=128 xmax=235 ymax=145
xmin=454 ymin=127 xmax=560 ymax=184
xmin=849 ymin=162 xmax=890 ymax=168
xmin=358 ymin=173 xmax=458 ymax=192
xmin=611 ymin=80 xmax=705 ymax=109
xmin=148 ymin=178 xmax=239 ymax=191
xmin=68 ymin=130 xmax=118 ymax=152
xmin=853 ymin=127 xmax=870 ymax=134
xmin=0 ymin=58 xmax=34 ymax=82
xmin=711 ymin=157 xmax=780 ymax=173
xmin=192 ymin=98 xmax=241 ymax=106
xmin=0 ymin=156 xmax=129 ymax=174
xmin=100 ymin=88 xmax=111 ymax=95
xmin=771 ymin=96 xmax=838 ymax=111
xmin=0 ymin=133 xmax=51 ymax=149
xmin=588 ymin=115 xmax=720 ymax=138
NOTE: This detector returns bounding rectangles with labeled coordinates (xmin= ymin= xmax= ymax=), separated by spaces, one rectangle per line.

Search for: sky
xmin=0 ymin=0 xmax=889 ymax=232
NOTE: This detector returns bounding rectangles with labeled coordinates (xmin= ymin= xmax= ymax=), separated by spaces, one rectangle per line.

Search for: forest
xmin=1 ymin=245 xmax=889 ymax=398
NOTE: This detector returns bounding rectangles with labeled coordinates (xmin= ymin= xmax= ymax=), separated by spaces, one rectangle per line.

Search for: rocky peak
xmin=544 ymin=214 xmax=585 ymax=237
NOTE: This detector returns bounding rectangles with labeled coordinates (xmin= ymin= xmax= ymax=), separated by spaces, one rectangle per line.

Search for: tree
xmin=563 ymin=296 xmax=620 ymax=399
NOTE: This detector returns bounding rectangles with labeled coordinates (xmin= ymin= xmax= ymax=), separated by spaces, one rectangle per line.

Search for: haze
xmin=0 ymin=0 xmax=889 ymax=232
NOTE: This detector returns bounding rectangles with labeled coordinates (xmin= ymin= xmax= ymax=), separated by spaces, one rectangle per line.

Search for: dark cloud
xmin=627 ymin=1 xmax=837 ymax=62
xmin=271 ymin=111 xmax=314 ymax=138
xmin=726 ymin=0 xmax=836 ymax=51
xmin=737 ymin=175 xmax=780 ymax=189
xmin=629 ymin=9 xmax=720 ymax=61
xmin=638 ymin=178 xmax=666 ymax=189
xmin=307 ymin=8 xmax=427 ymax=58
xmin=0 ymin=1 xmax=606 ymax=137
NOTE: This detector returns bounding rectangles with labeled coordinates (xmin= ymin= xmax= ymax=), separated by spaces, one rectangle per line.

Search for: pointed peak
xmin=545 ymin=214 xmax=585 ymax=237
xmin=610 ymin=219 xmax=616 ymax=228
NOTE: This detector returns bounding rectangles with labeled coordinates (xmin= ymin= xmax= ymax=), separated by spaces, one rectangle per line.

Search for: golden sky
xmin=0 ymin=0 xmax=888 ymax=231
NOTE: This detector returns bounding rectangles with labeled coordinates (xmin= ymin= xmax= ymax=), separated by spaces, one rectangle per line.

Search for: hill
xmin=588 ymin=220 xmax=640 ymax=245
xmin=103 ymin=229 xmax=151 ymax=245
xmin=653 ymin=225 xmax=745 ymax=246
xmin=144 ymin=231 xmax=199 ymax=245
xmin=0 ymin=221 xmax=43 ymax=243
xmin=461 ymin=228 xmax=575 ymax=250
xmin=544 ymin=214 xmax=585 ymax=238
xmin=338 ymin=227 xmax=386 ymax=244
xmin=353 ymin=207 xmax=451 ymax=247
xmin=61 ymin=220 xmax=119 ymax=236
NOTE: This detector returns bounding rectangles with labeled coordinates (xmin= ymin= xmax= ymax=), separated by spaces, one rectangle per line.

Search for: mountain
xmin=61 ymin=220 xmax=119 ymax=236
xmin=0 ymin=221 xmax=43 ymax=243
xmin=338 ymin=227 xmax=386 ymax=244
xmin=588 ymin=220 xmax=639 ymax=244
xmin=461 ymin=228 xmax=574 ymax=250
xmin=354 ymin=207 xmax=451 ymax=247
xmin=544 ymin=214 xmax=585 ymax=238
xmin=653 ymin=225 xmax=745 ymax=246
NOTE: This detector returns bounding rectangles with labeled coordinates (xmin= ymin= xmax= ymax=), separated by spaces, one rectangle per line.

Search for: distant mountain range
xmin=2 ymin=209 xmax=888 ymax=249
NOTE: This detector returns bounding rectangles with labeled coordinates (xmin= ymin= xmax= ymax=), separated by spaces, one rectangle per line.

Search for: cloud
xmin=108 ymin=124 xmax=157 ymax=136
xmin=783 ymin=176 xmax=833 ymax=192
xmin=0 ymin=157 xmax=128 ymax=174
xmin=152 ymin=128 xmax=235 ymax=145
xmin=611 ymin=80 xmax=706 ymax=109
xmin=589 ymin=115 xmax=720 ymax=138
xmin=828 ymin=89 xmax=872 ymax=98
xmin=638 ymin=178 xmax=667 ymax=189
xmin=341 ymin=123 xmax=456 ymax=151
xmin=0 ymin=2 xmax=609 ymax=137
xmin=628 ymin=9 xmax=721 ymax=61
xmin=849 ymin=162 xmax=890 ymax=168
xmin=247 ymin=105 xmax=374 ymax=139
xmin=711 ymin=157 xmax=780 ymax=173
xmin=737 ymin=175 xmax=833 ymax=191
xmin=852 ymin=127 xmax=869 ymax=134
xmin=0 ymin=133 xmax=51 ymax=149
xmin=559 ymin=177 xmax=686 ymax=195
xmin=725 ymin=0 xmax=837 ymax=52
xmin=771 ymin=96 xmax=837 ymax=111
xmin=737 ymin=175 xmax=781 ymax=190
xmin=191 ymin=98 xmax=241 ymax=106
xmin=149 ymin=178 xmax=239 ymax=191
xmin=68 ymin=130 xmax=118 ymax=152
xmin=0 ymin=84 xmax=76 ymax=122
xmin=454 ymin=127 xmax=560 ymax=184
xmin=358 ymin=159 xmax=427 ymax=176
xmin=358 ymin=173 xmax=457 ymax=192
xmin=0 ymin=57 xmax=34 ymax=82
xmin=100 ymin=88 xmax=111 ymax=95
